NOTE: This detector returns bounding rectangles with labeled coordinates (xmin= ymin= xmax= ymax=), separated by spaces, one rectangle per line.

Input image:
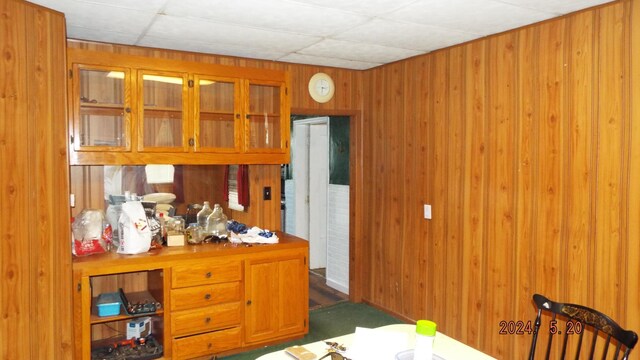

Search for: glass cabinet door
xmin=138 ymin=71 xmax=189 ymax=152
xmin=195 ymin=76 xmax=241 ymax=152
xmin=73 ymin=65 xmax=131 ymax=151
xmin=245 ymin=81 xmax=285 ymax=152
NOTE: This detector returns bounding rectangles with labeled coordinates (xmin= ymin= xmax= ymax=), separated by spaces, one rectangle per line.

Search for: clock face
xmin=309 ymin=73 xmax=334 ymax=103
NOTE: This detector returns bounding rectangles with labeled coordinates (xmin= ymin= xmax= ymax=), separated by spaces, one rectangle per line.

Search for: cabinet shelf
xmin=144 ymin=106 xmax=182 ymax=112
xmin=80 ymin=102 xmax=125 ymax=109
xmin=90 ymin=290 xmax=164 ymax=325
xmin=90 ymin=308 xmax=164 ymax=325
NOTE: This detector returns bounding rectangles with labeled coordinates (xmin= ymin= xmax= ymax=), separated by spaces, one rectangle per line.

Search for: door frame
xmin=291 ymin=109 xmax=363 ymax=302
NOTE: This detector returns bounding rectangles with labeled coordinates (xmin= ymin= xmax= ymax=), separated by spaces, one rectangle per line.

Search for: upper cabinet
xmin=67 ymin=49 xmax=290 ymax=165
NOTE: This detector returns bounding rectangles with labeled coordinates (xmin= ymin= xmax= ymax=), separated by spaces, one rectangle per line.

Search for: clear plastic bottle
xmin=197 ymin=201 xmax=213 ymax=229
xmin=414 ymin=320 xmax=436 ymax=360
xmin=205 ymin=203 xmax=228 ymax=240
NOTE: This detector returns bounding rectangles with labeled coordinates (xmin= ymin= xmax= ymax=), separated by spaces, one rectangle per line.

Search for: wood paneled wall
xmin=0 ymin=1 xmax=71 ymax=359
xmin=361 ymin=0 xmax=640 ymax=358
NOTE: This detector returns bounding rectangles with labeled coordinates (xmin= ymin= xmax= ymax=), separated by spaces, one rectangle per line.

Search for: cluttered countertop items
xmin=71 ymin=194 xmax=278 ymax=257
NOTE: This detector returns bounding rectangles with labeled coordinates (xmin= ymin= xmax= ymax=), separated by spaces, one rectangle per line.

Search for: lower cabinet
xmin=72 ymin=236 xmax=309 ymax=360
xmin=245 ymin=253 xmax=309 ymax=344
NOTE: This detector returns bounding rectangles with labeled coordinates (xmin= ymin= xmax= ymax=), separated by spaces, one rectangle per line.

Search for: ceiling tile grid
xmin=30 ymin=0 xmax=615 ymax=70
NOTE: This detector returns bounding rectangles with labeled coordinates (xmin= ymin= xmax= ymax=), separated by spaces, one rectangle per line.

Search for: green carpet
xmin=221 ymin=302 xmax=405 ymax=360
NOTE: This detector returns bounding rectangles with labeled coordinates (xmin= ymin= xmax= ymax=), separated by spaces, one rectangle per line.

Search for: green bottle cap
xmin=416 ymin=320 xmax=437 ymax=336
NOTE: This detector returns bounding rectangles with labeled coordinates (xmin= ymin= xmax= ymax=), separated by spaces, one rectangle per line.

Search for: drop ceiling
xmin=31 ymin=0 xmax=615 ymax=70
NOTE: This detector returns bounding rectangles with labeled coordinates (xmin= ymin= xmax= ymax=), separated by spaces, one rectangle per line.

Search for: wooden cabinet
xmin=170 ymin=259 xmax=243 ymax=358
xmin=72 ymin=234 xmax=308 ymax=359
xmin=67 ymin=48 xmax=290 ymax=165
xmin=245 ymin=252 xmax=309 ymax=344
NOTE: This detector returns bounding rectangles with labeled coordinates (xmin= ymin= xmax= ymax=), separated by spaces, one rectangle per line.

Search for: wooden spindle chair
xmin=529 ymin=294 xmax=638 ymax=360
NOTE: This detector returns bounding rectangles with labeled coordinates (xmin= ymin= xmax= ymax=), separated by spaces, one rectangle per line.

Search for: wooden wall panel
xmin=361 ymin=0 xmax=640 ymax=358
xmin=0 ymin=1 xmax=71 ymax=359
xmin=628 ymin=0 xmax=640 ymax=337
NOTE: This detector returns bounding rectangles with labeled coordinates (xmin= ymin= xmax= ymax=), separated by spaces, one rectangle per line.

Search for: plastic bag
xmin=117 ymin=201 xmax=152 ymax=254
xmin=72 ymin=209 xmax=108 ymax=256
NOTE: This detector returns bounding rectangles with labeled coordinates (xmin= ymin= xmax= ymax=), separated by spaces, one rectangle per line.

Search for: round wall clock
xmin=308 ymin=73 xmax=335 ymax=103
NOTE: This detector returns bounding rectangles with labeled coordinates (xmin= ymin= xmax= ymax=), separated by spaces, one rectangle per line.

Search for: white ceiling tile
xmin=496 ymin=0 xmax=615 ymax=14
xmin=138 ymin=36 xmax=288 ymax=61
xmin=385 ymin=0 xmax=558 ymax=36
xmin=145 ymin=15 xmax=322 ymax=53
xmin=31 ymin=0 xmax=157 ymax=35
xmin=67 ymin=25 xmax=141 ymax=44
xmin=335 ymin=18 xmax=480 ymax=52
xmin=299 ymin=39 xmax=423 ymax=64
xmin=279 ymin=53 xmax=381 ymax=70
xmin=75 ymin=0 xmax=166 ymax=11
xmin=164 ymin=0 xmax=370 ymax=37
xmin=289 ymin=0 xmax=420 ymax=16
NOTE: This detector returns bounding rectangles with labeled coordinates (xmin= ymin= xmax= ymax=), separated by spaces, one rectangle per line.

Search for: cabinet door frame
xmin=193 ymin=74 xmax=243 ymax=153
xmin=243 ymin=79 xmax=289 ymax=154
xmin=136 ymin=69 xmax=190 ymax=153
xmin=70 ymin=64 xmax=133 ymax=152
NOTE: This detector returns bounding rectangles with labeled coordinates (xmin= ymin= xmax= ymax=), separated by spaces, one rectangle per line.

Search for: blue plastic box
xmin=96 ymin=292 xmax=122 ymax=317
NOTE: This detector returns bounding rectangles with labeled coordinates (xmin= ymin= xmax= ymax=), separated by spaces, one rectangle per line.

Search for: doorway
xmin=284 ymin=116 xmax=350 ymax=294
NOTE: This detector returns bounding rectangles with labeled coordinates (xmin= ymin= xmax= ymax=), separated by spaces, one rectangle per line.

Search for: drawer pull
xmin=205 ymin=272 xmax=212 ymax=278
xmin=246 ymin=300 xmax=252 ymax=306
xmin=204 ymin=293 xmax=211 ymax=300
xmin=205 ymin=317 xmax=211 ymax=323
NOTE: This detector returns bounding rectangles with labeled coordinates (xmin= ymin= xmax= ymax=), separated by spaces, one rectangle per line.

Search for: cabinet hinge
xmin=304 ymin=319 xmax=307 ymax=327
xmin=68 ymin=69 xmax=73 ymax=79
xmin=70 ymin=135 xmax=74 ymax=144
xmin=285 ymin=87 xmax=288 ymax=96
xmin=77 ymin=282 xmax=81 ymax=292
xmin=304 ymin=256 xmax=307 ymax=265
xmin=188 ymin=80 xmax=194 ymax=88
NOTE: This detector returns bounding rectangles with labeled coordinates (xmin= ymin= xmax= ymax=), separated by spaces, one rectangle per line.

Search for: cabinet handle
xmin=246 ymin=300 xmax=252 ymax=306
xmin=205 ymin=272 xmax=212 ymax=278
xmin=125 ymin=107 xmax=131 ymax=113
xmin=235 ymin=114 xmax=240 ymax=119
xmin=204 ymin=293 xmax=211 ymax=300
xmin=205 ymin=317 xmax=211 ymax=323
xmin=189 ymin=138 xmax=194 ymax=146
xmin=208 ymin=343 xmax=212 ymax=349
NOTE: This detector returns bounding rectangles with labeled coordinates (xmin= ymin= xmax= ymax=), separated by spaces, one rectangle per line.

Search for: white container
xmin=126 ymin=316 xmax=152 ymax=339
xmin=413 ymin=320 xmax=437 ymax=360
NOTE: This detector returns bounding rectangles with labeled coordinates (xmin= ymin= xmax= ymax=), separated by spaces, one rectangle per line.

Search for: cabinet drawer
xmin=171 ymin=281 xmax=241 ymax=311
xmin=172 ymin=260 xmax=241 ymax=288
xmin=171 ymin=301 xmax=241 ymax=337
xmin=172 ymin=326 xmax=241 ymax=359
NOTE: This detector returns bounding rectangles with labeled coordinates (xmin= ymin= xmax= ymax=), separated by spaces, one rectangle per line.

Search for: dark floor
xmin=308 ymin=268 xmax=349 ymax=310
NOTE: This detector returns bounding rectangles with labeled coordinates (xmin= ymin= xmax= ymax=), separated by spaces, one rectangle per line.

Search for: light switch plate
xmin=424 ymin=204 xmax=432 ymax=219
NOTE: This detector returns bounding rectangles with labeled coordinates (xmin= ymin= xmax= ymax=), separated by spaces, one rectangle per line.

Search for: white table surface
xmin=256 ymin=324 xmax=496 ymax=360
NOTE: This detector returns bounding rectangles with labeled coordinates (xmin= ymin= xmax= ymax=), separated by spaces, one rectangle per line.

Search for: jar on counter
xmin=205 ymin=204 xmax=228 ymax=242
xmin=186 ymin=223 xmax=202 ymax=245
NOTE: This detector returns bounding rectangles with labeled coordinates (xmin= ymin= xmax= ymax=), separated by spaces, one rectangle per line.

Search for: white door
xmin=292 ymin=125 xmax=309 ymax=240
xmin=308 ymin=123 xmax=328 ymax=269
xmin=290 ymin=117 xmax=329 ymax=269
